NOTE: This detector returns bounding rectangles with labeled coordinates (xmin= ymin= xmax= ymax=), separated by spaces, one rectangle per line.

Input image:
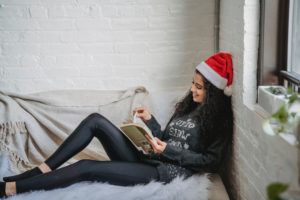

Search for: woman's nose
xmin=191 ymin=85 xmax=195 ymax=92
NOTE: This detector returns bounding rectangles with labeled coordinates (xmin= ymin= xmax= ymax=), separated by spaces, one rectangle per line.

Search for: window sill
xmin=254 ymin=104 xmax=298 ymax=147
xmin=256 ymin=85 xmax=300 ymax=146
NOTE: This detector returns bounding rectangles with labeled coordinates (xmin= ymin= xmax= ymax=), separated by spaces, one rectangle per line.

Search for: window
xmin=283 ymin=0 xmax=300 ymax=91
xmin=258 ymin=0 xmax=300 ymax=92
xmin=288 ymin=0 xmax=300 ymax=74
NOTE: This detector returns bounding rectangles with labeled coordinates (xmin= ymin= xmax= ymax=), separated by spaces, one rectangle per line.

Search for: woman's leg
xmin=0 ymin=160 xmax=159 ymax=197
xmin=4 ymin=113 xmax=141 ymax=182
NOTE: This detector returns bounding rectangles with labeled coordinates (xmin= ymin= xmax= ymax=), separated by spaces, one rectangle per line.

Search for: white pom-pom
xmin=224 ymin=85 xmax=233 ymax=96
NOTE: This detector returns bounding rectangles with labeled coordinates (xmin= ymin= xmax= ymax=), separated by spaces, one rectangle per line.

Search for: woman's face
xmin=191 ymin=72 xmax=206 ymax=103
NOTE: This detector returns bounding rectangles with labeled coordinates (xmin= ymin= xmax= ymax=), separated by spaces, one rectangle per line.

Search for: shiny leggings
xmin=16 ymin=113 xmax=159 ymax=193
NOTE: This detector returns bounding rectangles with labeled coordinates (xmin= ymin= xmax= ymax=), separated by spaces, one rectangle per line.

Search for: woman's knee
xmin=83 ymin=113 xmax=109 ymax=126
xmin=86 ymin=113 xmax=104 ymax=121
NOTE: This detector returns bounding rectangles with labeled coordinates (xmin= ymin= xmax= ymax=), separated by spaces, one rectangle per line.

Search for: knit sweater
xmin=143 ymin=113 xmax=230 ymax=183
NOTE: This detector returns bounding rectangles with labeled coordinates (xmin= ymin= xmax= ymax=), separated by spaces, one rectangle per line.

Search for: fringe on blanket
xmin=0 ymin=121 xmax=28 ymax=137
xmin=0 ymin=121 xmax=34 ymax=173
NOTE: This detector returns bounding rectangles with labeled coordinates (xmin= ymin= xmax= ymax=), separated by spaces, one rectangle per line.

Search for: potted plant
xmin=258 ymin=86 xmax=289 ymax=115
xmin=261 ymin=86 xmax=300 ymax=200
xmin=262 ymin=87 xmax=300 ymax=138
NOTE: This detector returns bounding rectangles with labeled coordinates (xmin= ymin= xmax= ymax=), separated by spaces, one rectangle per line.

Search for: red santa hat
xmin=196 ymin=52 xmax=233 ymax=96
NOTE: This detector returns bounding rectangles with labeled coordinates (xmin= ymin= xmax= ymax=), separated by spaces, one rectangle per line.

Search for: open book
xmin=119 ymin=113 xmax=155 ymax=155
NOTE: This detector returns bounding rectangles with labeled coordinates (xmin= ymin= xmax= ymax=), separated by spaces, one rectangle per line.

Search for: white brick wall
xmin=220 ymin=0 xmax=299 ymax=199
xmin=0 ymin=0 xmax=215 ymax=93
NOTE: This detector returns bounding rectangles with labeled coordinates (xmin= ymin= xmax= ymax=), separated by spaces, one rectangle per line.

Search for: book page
xmin=132 ymin=112 xmax=154 ymax=138
xmin=119 ymin=115 xmax=154 ymax=154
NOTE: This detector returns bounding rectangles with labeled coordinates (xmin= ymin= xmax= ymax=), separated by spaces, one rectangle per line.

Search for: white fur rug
xmin=0 ymin=154 xmax=211 ymax=200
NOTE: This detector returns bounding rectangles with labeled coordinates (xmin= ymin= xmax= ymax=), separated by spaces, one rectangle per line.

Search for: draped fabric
xmin=0 ymin=87 xmax=150 ymax=173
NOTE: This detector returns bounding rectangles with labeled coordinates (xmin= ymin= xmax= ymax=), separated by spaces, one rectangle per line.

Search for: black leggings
xmin=16 ymin=113 xmax=159 ymax=193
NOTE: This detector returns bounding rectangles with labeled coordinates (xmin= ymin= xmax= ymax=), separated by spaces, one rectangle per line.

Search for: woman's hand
xmin=145 ymin=135 xmax=167 ymax=154
xmin=133 ymin=106 xmax=152 ymax=121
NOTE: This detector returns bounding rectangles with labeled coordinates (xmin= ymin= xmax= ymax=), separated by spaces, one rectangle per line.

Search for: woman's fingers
xmin=154 ymin=138 xmax=166 ymax=152
xmin=133 ymin=106 xmax=151 ymax=121
xmin=155 ymin=138 xmax=163 ymax=145
xmin=145 ymin=136 xmax=166 ymax=154
xmin=145 ymin=134 xmax=151 ymax=142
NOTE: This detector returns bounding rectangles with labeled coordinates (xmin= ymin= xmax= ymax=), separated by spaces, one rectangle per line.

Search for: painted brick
xmin=149 ymin=5 xmax=170 ymax=16
xmin=21 ymin=31 xmax=62 ymax=43
xmin=118 ymin=6 xmax=152 ymax=17
xmin=79 ymin=66 xmax=113 ymax=77
xmin=40 ymin=44 xmax=81 ymax=55
xmin=2 ymin=44 xmax=40 ymax=55
xmin=37 ymin=19 xmax=75 ymax=31
xmin=93 ymin=55 xmax=130 ymax=65
xmin=47 ymin=6 xmax=66 ymax=18
xmin=0 ymin=56 xmax=20 ymax=66
xmin=78 ymin=43 xmax=114 ymax=54
xmin=20 ymin=55 xmax=40 ymax=67
xmin=0 ymin=19 xmax=39 ymax=30
xmin=220 ymin=0 xmax=300 ymax=199
xmin=0 ymin=5 xmax=29 ymax=18
xmin=75 ymin=19 xmax=110 ymax=30
xmin=43 ymin=67 xmax=80 ymax=78
xmin=42 ymin=0 xmax=78 ymax=5
xmin=149 ymin=16 xmax=203 ymax=30
xmin=111 ymin=18 xmax=147 ymax=30
xmin=40 ymin=56 xmax=56 ymax=68
xmin=130 ymin=52 xmax=193 ymax=65
xmin=29 ymin=6 xmax=48 ymax=18
xmin=0 ymin=1 xmax=213 ymax=104
xmin=4 ymin=67 xmax=46 ymax=79
xmin=73 ymin=31 xmax=131 ymax=42
xmin=0 ymin=0 xmax=42 ymax=5
xmin=115 ymin=43 xmax=147 ymax=53
xmin=0 ymin=31 xmax=19 ymax=42
xmin=0 ymin=67 xmax=3 ymax=78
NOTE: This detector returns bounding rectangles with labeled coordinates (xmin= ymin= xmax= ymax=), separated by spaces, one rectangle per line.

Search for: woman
xmin=0 ymin=52 xmax=233 ymax=197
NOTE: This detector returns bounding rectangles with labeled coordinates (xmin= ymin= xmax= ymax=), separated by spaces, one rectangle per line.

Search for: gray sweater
xmin=143 ymin=114 xmax=229 ymax=183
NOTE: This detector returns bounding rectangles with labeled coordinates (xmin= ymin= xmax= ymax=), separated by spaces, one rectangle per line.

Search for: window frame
xmin=258 ymin=0 xmax=300 ymax=92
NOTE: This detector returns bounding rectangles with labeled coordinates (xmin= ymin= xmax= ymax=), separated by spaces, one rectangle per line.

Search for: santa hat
xmin=196 ymin=52 xmax=233 ymax=96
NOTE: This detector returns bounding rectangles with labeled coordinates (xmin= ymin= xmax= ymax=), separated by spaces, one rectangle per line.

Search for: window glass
xmin=288 ymin=0 xmax=300 ymax=75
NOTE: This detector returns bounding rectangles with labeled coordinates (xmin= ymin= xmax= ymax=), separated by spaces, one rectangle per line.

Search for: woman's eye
xmin=192 ymin=81 xmax=203 ymax=90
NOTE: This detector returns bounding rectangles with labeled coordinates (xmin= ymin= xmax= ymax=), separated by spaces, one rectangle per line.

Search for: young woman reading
xmin=0 ymin=52 xmax=233 ymax=197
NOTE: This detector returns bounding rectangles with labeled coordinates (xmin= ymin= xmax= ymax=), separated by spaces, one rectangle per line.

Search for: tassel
xmin=224 ymin=85 xmax=233 ymax=96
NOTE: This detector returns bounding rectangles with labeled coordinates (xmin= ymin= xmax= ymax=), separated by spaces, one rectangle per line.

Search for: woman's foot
xmin=0 ymin=181 xmax=16 ymax=197
xmin=3 ymin=163 xmax=51 ymax=182
xmin=3 ymin=167 xmax=42 ymax=182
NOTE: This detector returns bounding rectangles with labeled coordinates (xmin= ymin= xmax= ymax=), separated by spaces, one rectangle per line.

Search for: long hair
xmin=172 ymin=70 xmax=235 ymax=198
xmin=171 ymin=70 xmax=233 ymax=140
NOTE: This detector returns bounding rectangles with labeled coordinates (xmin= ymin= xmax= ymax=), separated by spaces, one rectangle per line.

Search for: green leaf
xmin=268 ymin=87 xmax=286 ymax=95
xmin=267 ymin=183 xmax=289 ymax=200
xmin=287 ymin=87 xmax=293 ymax=95
xmin=291 ymin=112 xmax=296 ymax=118
xmin=272 ymin=106 xmax=289 ymax=124
xmin=288 ymin=93 xmax=299 ymax=105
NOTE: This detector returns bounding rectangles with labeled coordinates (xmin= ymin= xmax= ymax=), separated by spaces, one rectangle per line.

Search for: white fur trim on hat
xmin=196 ymin=62 xmax=228 ymax=90
xmin=224 ymin=85 xmax=233 ymax=96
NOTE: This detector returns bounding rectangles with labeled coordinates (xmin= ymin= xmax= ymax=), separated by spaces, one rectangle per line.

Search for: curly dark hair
xmin=170 ymin=70 xmax=235 ymax=198
xmin=171 ymin=70 xmax=236 ymax=199
xmin=170 ymin=70 xmax=233 ymax=140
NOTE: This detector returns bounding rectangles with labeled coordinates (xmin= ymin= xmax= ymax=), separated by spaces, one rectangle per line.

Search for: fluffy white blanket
xmin=0 ymin=154 xmax=211 ymax=200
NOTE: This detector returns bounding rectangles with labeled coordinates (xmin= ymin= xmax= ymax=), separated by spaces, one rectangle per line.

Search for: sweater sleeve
xmin=143 ymin=115 xmax=164 ymax=139
xmin=161 ymin=133 xmax=228 ymax=172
